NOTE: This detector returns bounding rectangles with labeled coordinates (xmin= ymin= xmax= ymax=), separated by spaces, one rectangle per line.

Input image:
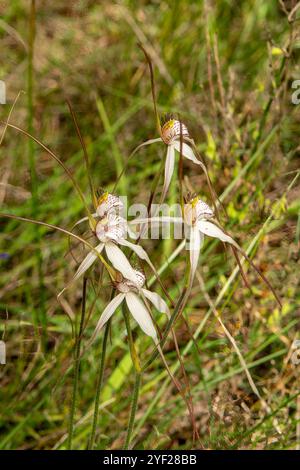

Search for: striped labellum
xmin=184 ymin=198 xmax=214 ymax=226
xmin=161 ymin=119 xmax=189 ymax=145
xmin=96 ymin=192 xmax=123 ymax=218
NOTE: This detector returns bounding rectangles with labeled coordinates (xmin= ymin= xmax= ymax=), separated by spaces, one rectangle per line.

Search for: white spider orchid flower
xmin=74 ymin=191 xmax=137 ymax=240
xmin=183 ymin=197 xmax=240 ymax=283
xmin=74 ymin=191 xmax=124 ymax=227
xmin=60 ymin=211 xmax=158 ymax=297
xmin=89 ymin=270 xmax=170 ymax=345
xmin=139 ymin=119 xmax=203 ymax=203
xmin=131 ymin=197 xmax=239 ymax=284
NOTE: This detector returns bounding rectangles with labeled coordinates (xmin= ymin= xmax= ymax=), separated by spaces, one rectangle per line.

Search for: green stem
xmin=88 ymin=319 xmax=110 ymax=450
xmin=123 ymin=371 xmax=141 ymax=450
xmin=67 ymin=277 xmax=87 ymax=450
xmin=122 ymin=304 xmax=141 ymax=449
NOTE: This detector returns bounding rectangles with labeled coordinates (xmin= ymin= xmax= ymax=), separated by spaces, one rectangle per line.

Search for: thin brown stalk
xmin=66 ymin=99 xmax=97 ymax=209
xmin=138 ymin=43 xmax=162 ymax=135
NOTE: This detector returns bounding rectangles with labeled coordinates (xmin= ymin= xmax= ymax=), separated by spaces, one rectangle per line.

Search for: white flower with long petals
xmin=77 ymin=216 xmax=148 ymax=282
xmin=184 ymin=197 xmax=239 ymax=283
xmin=161 ymin=121 xmax=201 ymax=205
xmin=138 ymin=119 xmax=205 ymax=204
xmin=89 ymin=270 xmax=170 ymax=345
xmin=60 ymin=203 xmax=159 ymax=296
xmin=131 ymin=197 xmax=240 ymax=284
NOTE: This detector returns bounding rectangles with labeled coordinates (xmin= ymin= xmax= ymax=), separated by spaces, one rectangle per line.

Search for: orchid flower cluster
xmin=62 ymin=117 xmax=280 ymax=349
xmin=61 ymin=191 xmax=170 ymax=345
xmin=63 ymin=118 xmax=213 ymax=343
xmin=0 ymin=50 xmax=282 ymax=450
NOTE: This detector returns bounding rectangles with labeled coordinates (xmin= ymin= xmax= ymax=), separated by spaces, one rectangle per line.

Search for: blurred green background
xmin=0 ymin=0 xmax=299 ymax=450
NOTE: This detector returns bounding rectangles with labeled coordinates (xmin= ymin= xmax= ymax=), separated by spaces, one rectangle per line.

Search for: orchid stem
xmin=122 ymin=304 xmax=141 ymax=449
xmin=67 ymin=277 xmax=87 ymax=450
xmin=88 ymin=319 xmax=111 ymax=450
xmin=124 ymin=371 xmax=141 ymax=450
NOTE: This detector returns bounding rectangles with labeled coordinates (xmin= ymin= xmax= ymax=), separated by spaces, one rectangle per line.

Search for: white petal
xmin=57 ymin=243 xmax=104 ymax=299
xmin=118 ymin=238 xmax=155 ymax=271
xmin=88 ymin=293 xmax=125 ymax=347
xmin=197 ymin=220 xmax=239 ymax=248
xmin=189 ymin=226 xmax=202 ymax=283
xmin=173 ymin=141 xmax=200 ymax=165
xmin=130 ymin=138 xmax=163 ymax=160
xmin=161 ymin=144 xmax=175 ymax=203
xmin=94 ymin=293 xmax=125 ymax=335
xmin=125 ymin=292 xmax=158 ymax=341
xmin=127 ymin=224 xmax=139 ymax=240
xmin=73 ymin=243 xmax=104 ymax=282
xmin=140 ymin=137 xmax=163 ymax=146
xmin=128 ymin=216 xmax=182 ymax=242
xmin=105 ymin=242 xmax=138 ymax=284
xmin=142 ymin=288 xmax=170 ymax=318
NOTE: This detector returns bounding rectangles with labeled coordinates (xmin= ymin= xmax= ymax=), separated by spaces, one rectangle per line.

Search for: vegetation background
xmin=0 ymin=0 xmax=299 ymax=450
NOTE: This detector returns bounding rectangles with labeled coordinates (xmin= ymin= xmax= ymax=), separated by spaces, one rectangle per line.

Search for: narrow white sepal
xmin=125 ymin=292 xmax=158 ymax=341
xmin=161 ymin=144 xmax=175 ymax=203
xmin=142 ymin=288 xmax=170 ymax=319
xmin=118 ymin=238 xmax=157 ymax=274
xmin=197 ymin=220 xmax=239 ymax=249
xmin=72 ymin=213 xmax=98 ymax=230
xmin=140 ymin=137 xmax=163 ymax=146
xmin=173 ymin=141 xmax=200 ymax=165
xmin=93 ymin=293 xmax=125 ymax=337
xmin=73 ymin=243 xmax=104 ymax=282
xmin=189 ymin=226 xmax=202 ymax=285
xmin=57 ymin=243 xmax=104 ymax=299
xmin=105 ymin=242 xmax=138 ymax=284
